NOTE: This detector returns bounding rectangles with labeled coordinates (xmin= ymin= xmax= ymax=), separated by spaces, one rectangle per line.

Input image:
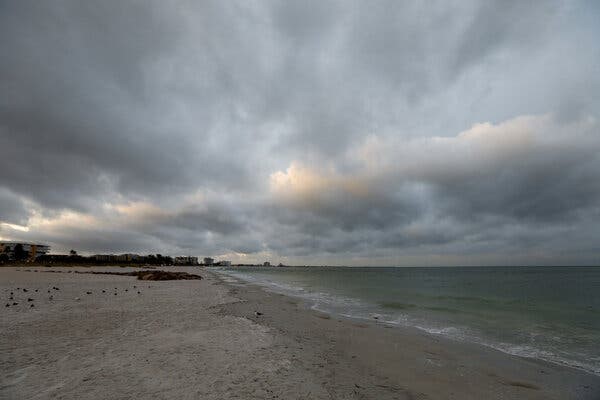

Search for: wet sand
xmin=1 ymin=266 xmax=599 ymax=399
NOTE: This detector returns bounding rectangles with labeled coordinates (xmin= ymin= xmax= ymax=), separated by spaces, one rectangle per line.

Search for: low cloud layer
xmin=1 ymin=1 xmax=599 ymax=265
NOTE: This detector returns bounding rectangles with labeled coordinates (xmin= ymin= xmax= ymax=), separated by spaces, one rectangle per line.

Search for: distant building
xmin=92 ymin=254 xmax=140 ymax=262
xmin=0 ymin=242 xmax=50 ymax=261
xmin=174 ymin=256 xmax=199 ymax=265
xmin=216 ymin=260 xmax=231 ymax=267
xmin=92 ymin=254 xmax=113 ymax=262
xmin=263 ymin=261 xmax=271 ymax=267
xmin=117 ymin=254 xmax=140 ymax=262
xmin=203 ymin=257 xmax=214 ymax=266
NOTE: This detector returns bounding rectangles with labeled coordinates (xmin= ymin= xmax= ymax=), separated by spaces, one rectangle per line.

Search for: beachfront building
xmin=0 ymin=241 xmax=50 ymax=261
xmin=174 ymin=256 xmax=199 ymax=266
xmin=92 ymin=254 xmax=141 ymax=262
xmin=118 ymin=253 xmax=141 ymax=262
xmin=203 ymin=257 xmax=214 ymax=266
xmin=92 ymin=254 xmax=112 ymax=262
xmin=215 ymin=260 xmax=231 ymax=267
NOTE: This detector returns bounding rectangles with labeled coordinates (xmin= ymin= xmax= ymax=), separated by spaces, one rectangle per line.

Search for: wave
xmin=214 ymin=268 xmax=600 ymax=376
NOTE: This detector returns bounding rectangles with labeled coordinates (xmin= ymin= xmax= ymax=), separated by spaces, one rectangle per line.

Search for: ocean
xmin=215 ymin=266 xmax=600 ymax=375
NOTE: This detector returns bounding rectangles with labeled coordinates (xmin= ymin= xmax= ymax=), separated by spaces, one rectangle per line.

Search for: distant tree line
xmin=33 ymin=253 xmax=175 ymax=265
xmin=0 ymin=243 xmax=28 ymax=263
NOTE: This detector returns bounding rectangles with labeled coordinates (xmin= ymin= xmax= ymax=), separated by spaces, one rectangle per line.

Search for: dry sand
xmin=1 ymin=266 xmax=599 ymax=399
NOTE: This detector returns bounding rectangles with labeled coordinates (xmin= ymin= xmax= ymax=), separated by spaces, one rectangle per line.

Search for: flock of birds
xmin=5 ymin=284 xmax=150 ymax=309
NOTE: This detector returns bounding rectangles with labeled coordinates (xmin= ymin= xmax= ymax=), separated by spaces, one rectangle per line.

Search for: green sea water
xmin=216 ymin=266 xmax=600 ymax=375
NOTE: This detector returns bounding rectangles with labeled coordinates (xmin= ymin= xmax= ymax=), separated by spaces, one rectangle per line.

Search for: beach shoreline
xmin=211 ymin=268 xmax=600 ymax=400
xmin=2 ymin=266 xmax=599 ymax=399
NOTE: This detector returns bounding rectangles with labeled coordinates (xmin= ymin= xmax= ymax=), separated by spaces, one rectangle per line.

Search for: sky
xmin=1 ymin=1 xmax=599 ymax=266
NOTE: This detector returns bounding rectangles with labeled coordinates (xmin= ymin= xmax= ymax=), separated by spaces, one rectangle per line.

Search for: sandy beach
xmin=1 ymin=266 xmax=599 ymax=400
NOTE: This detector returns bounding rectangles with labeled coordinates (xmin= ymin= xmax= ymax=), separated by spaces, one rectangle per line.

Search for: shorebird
xmin=27 ymin=298 xmax=33 ymax=302
xmin=86 ymin=291 xmax=92 ymax=295
xmin=254 ymin=311 xmax=263 ymax=317
xmin=22 ymin=289 xmax=28 ymax=292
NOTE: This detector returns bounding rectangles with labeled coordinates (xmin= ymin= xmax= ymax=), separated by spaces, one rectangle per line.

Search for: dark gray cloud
xmin=0 ymin=188 xmax=30 ymax=225
xmin=1 ymin=1 xmax=599 ymax=265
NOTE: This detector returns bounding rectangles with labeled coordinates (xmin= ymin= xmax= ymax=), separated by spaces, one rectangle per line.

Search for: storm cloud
xmin=1 ymin=1 xmax=599 ymax=265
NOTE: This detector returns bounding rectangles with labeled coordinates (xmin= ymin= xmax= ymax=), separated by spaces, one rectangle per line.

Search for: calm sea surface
xmin=215 ymin=266 xmax=600 ymax=375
